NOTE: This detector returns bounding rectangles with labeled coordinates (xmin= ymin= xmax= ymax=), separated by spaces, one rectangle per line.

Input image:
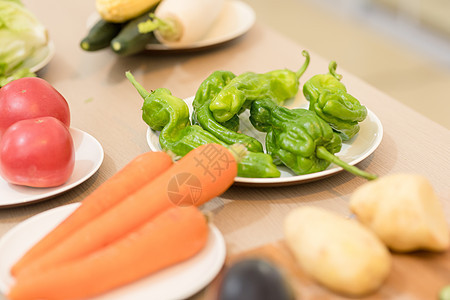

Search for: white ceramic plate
xmin=23 ymin=41 xmax=55 ymax=73
xmin=0 ymin=128 xmax=104 ymax=207
xmin=147 ymin=96 xmax=383 ymax=187
xmin=144 ymin=0 xmax=255 ymax=51
xmin=0 ymin=203 xmax=226 ymax=300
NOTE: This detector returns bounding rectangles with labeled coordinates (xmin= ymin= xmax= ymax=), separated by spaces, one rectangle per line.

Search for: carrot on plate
xmin=8 ymin=205 xmax=209 ymax=300
xmin=11 ymin=151 xmax=173 ymax=277
xmin=16 ymin=143 xmax=239 ymax=278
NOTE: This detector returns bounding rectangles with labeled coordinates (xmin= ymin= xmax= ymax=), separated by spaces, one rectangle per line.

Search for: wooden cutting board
xmin=197 ymin=240 xmax=450 ymax=300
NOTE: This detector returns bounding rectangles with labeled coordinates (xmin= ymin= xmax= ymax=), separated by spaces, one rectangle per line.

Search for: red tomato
xmin=0 ymin=77 xmax=70 ymax=139
xmin=0 ymin=117 xmax=75 ymax=188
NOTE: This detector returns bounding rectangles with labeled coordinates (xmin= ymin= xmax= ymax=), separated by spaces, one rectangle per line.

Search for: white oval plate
xmin=0 ymin=128 xmax=104 ymax=207
xmin=145 ymin=0 xmax=255 ymax=51
xmin=147 ymin=96 xmax=383 ymax=187
xmin=0 ymin=203 xmax=226 ymax=300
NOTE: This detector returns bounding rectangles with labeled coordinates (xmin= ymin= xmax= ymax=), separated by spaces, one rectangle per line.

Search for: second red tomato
xmin=0 ymin=117 xmax=75 ymax=188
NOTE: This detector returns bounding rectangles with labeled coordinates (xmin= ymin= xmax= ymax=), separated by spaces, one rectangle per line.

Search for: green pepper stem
xmin=328 ymin=61 xmax=343 ymax=81
xmin=296 ymin=50 xmax=310 ymax=78
xmin=125 ymin=71 xmax=151 ymax=99
xmin=316 ymin=146 xmax=378 ymax=180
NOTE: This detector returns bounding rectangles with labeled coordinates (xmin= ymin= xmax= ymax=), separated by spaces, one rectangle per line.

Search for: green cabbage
xmin=0 ymin=0 xmax=47 ymax=86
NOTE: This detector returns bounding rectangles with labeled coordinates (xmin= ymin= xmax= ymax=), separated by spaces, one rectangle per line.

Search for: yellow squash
xmin=96 ymin=0 xmax=161 ymax=23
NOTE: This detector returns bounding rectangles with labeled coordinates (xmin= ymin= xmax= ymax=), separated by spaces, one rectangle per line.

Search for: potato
xmin=284 ymin=206 xmax=391 ymax=297
xmin=349 ymin=173 xmax=450 ymax=252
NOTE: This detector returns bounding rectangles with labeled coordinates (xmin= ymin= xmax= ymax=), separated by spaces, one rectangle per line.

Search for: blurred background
xmin=242 ymin=0 xmax=450 ymax=129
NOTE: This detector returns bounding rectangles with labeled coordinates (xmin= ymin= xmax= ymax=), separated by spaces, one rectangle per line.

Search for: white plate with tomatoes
xmin=0 ymin=128 xmax=104 ymax=208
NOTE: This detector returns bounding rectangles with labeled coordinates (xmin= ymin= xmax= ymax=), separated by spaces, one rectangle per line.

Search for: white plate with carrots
xmin=0 ymin=128 xmax=104 ymax=208
xmin=0 ymin=203 xmax=227 ymax=299
xmin=146 ymin=96 xmax=384 ymax=187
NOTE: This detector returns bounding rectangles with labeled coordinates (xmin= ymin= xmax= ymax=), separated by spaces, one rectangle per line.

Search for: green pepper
xmin=191 ymin=70 xmax=240 ymax=131
xmin=249 ymin=99 xmax=377 ymax=180
xmin=209 ymin=50 xmax=310 ymax=123
xmin=192 ymin=70 xmax=264 ymax=153
xmin=302 ymin=61 xmax=346 ymax=102
xmin=219 ymin=114 xmax=240 ymax=132
xmin=126 ymin=71 xmax=281 ymax=178
xmin=303 ymin=61 xmax=367 ymax=141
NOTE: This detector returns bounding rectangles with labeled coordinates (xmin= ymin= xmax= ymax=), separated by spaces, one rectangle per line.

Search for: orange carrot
xmin=11 ymin=151 xmax=173 ymax=277
xmin=17 ymin=143 xmax=238 ymax=278
xmin=9 ymin=205 xmax=208 ymax=300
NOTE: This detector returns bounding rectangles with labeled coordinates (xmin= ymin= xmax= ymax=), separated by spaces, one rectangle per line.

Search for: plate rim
xmin=0 ymin=203 xmax=227 ymax=299
xmin=146 ymin=96 xmax=383 ymax=187
xmin=0 ymin=128 xmax=104 ymax=208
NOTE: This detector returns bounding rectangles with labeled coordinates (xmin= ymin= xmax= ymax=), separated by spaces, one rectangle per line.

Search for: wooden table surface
xmin=1 ymin=1 xmax=449 ymax=299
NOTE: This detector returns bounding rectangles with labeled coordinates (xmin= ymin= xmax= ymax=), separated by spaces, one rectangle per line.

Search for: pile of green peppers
xmin=126 ymin=50 xmax=377 ymax=180
xmin=191 ymin=70 xmax=264 ymax=153
xmin=126 ymin=72 xmax=280 ymax=178
xmin=250 ymin=99 xmax=376 ymax=180
xmin=209 ymin=50 xmax=310 ymax=123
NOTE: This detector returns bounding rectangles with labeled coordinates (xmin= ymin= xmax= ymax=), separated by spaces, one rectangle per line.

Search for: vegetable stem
xmin=138 ymin=13 xmax=180 ymax=42
xmin=125 ymin=71 xmax=151 ymax=99
xmin=227 ymin=143 xmax=249 ymax=164
xmin=296 ymin=50 xmax=310 ymax=78
xmin=328 ymin=61 xmax=343 ymax=81
xmin=316 ymin=146 xmax=378 ymax=180
xmin=137 ymin=16 xmax=159 ymax=34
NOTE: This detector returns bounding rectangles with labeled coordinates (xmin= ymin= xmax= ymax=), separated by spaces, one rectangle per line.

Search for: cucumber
xmin=110 ymin=10 xmax=159 ymax=56
xmin=80 ymin=19 xmax=123 ymax=51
